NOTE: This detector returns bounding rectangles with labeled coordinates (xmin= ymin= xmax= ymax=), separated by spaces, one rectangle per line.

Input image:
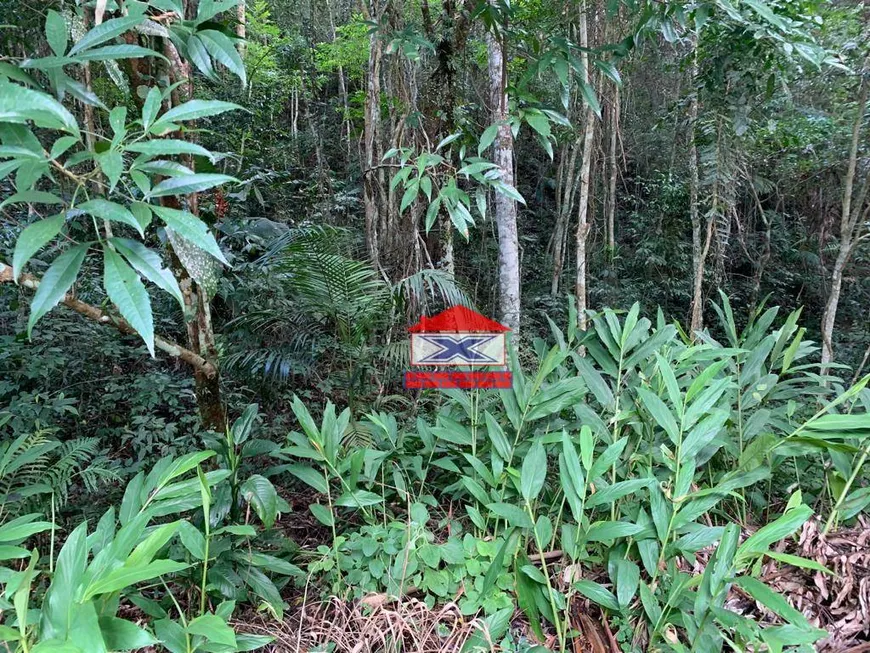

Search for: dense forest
xmin=0 ymin=0 xmax=869 ymax=651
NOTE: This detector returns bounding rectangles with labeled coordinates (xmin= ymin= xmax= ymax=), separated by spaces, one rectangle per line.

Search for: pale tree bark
xmin=574 ymin=0 xmax=595 ymax=331
xmin=236 ymin=0 xmax=246 ymax=56
xmin=362 ymin=0 xmax=386 ymax=270
xmin=606 ymin=84 xmax=619 ymax=256
xmin=820 ymin=58 xmax=870 ymax=372
xmin=688 ymin=31 xmax=705 ymax=337
xmin=325 ymin=0 xmax=352 ymax=158
xmin=487 ymin=14 xmax=521 ymax=334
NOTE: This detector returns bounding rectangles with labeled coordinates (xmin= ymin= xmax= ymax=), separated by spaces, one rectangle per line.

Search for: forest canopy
xmin=0 ymin=0 xmax=869 ymax=651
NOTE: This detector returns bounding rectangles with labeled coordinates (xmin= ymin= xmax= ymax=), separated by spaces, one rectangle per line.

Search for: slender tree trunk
xmin=606 ymin=85 xmax=619 ymax=257
xmin=162 ymin=33 xmax=226 ymax=431
xmin=574 ymin=1 xmax=595 ymax=331
xmin=363 ymin=8 xmax=384 ymax=270
xmin=487 ymin=15 xmax=521 ymax=334
xmin=688 ymin=32 xmax=704 ymax=336
xmin=236 ymin=0 xmax=246 ymax=57
xmin=821 ymin=63 xmax=869 ymax=371
xmin=552 ymin=132 xmax=581 ymax=296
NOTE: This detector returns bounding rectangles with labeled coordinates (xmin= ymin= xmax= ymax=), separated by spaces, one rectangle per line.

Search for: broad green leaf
xmin=83 ymin=560 xmax=188 ymax=599
xmin=177 ymin=521 xmax=206 ymax=560
xmin=199 ymin=30 xmax=246 ymax=84
xmin=615 ymin=558 xmax=640 ymax=609
xmin=45 ymin=10 xmax=68 ymax=56
xmin=151 ymin=205 xmax=228 ymax=264
xmin=96 ymin=150 xmax=123 ymax=191
xmin=12 ymin=214 xmax=65 ymax=281
xmin=486 ymin=502 xmax=533 ymax=528
xmin=734 ymin=576 xmax=810 ymax=627
xmin=142 ymin=87 xmax=162 ymax=131
xmin=580 ymin=81 xmax=601 ymax=117
xmin=74 ymin=44 xmax=166 ymax=62
xmin=127 ymin=139 xmax=215 ymax=161
xmin=103 ymin=247 xmax=155 ymax=356
xmin=334 ymin=489 xmax=382 ymax=508
xmin=79 ymin=199 xmax=143 ymax=237
xmin=0 ymin=190 xmax=63 ymax=210
xmin=478 ymin=123 xmax=499 ymax=155
xmin=285 ymin=464 xmax=328 ymax=494
xmin=27 ymin=244 xmax=87 ymax=336
xmin=187 ymin=35 xmax=215 ymax=80
xmin=186 ymin=613 xmax=236 ymax=648
xmin=481 ymin=530 xmax=517 ymax=597
xmin=146 ymin=173 xmax=237 ymax=199
xmin=585 ymin=479 xmax=651 ymax=509
xmin=737 ymin=504 xmax=812 ymax=561
xmin=574 ymin=579 xmax=619 ymax=611
xmin=636 ymin=386 xmax=680 ymax=444
xmin=111 ymin=238 xmax=184 ymax=309
xmin=0 ymin=81 xmax=79 ymax=135
xmin=41 ymin=522 xmax=88 ymax=642
xmin=520 ymin=440 xmax=547 ymax=502
xmin=99 ymin=617 xmax=159 ymax=650
xmin=69 ymin=16 xmax=143 ymax=56
xmin=241 ymin=475 xmax=278 ymax=528
xmin=309 ymin=503 xmax=334 ymax=527
xmin=152 ymin=100 xmax=242 ymax=130
xmin=585 ymin=521 xmax=643 ymax=542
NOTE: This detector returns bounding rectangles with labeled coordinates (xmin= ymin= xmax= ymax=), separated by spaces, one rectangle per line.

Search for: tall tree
xmin=574 ymin=0 xmax=596 ymax=332
xmin=487 ymin=8 xmax=521 ymax=334
xmin=820 ymin=53 xmax=870 ymax=371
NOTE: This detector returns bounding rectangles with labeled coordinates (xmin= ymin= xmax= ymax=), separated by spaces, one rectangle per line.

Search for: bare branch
xmin=0 ymin=262 xmax=217 ymax=379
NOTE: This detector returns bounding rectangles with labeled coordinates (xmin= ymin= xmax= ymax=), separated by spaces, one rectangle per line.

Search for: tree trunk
xmin=688 ymin=32 xmax=704 ymax=336
xmin=162 ymin=34 xmax=226 ymax=431
xmin=487 ymin=15 xmax=521 ymax=335
xmin=820 ymin=63 xmax=869 ymax=371
xmin=606 ymin=85 xmax=619 ymax=257
xmin=363 ymin=10 xmax=384 ymax=270
xmin=574 ymin=1 xmax=595 ymax=331
xmin=236 ymin=0 xmax=246 ymax=57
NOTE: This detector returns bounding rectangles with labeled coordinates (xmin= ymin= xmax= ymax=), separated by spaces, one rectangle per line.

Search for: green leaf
xmin=147 ymin=173 xmax=237 ymax=199
xmin=69 ymin=16 xmax=143 ymax=56
xmin=763 ymin=552 xmax=833 ymax=575
xmin=126 ymin=139 xmax=215 ymax=161
xmin=636 ymin=386 xmax=680 ymax=444
xmin=737 ymin=504 xmax=812 ymax=561
xmin=177 ymin=521 xmax=206 ymax=560
xmin=734 ymin=576 xmax=810 ymax=628
xmin=103 ymin=247 xmax=155 ymax=356
xmin=199 ymin=30 xmax=246 ymax=85
xmin=79 ymin=199 xmax=143 ymax=237
xmin=27 ymin=244 xmax=87 ymax=337
xmin=41 ymin=522 xmax=88 ymax=642
xmin=152 ymin=100 xmax=242 ymax=130
xmin=486 ymin=502 xmax=533 ymax=528
xmin=142 ymin=87 xmax=162 ymax=131
xmin=334 ymin=489 xmax=382 ymax=508
xmin=74 ymin=44 xmax=166 ymax=62
xmin=585 ymin=479 xmax=651 ymax=509
xmin=574 ymin=579 xmax=619 ymax=611
xmin=12 ymin=214 xmax=65 ymax=281
xmin=585 ymin=521 xmax=643 ymax=542
xmin=111 ymin=238 xmax=184 ymax=309
xmin=187 ymin=613 xmax=236 ymax=648
xmin=45 ymin=10 xmax=68 ymax=56
xmin=241 ymin=475 xmax=278 ymax=528
xmin=151 ymin=205 xmax=228 ymax=265
xmin=83 ymin=560 xmax=188 ymax=599
xmin=187 ymin=35 xmax=216 ymax=80
xmin=309 ymin=503 xmax=334 ymax=527
xmin=579 ymin=81 xmax=601 ymax=117
xmin=96 ymin=150 xmax=123 ymax=191
xmin=0 ymin=190 xmax=63 ymax=210
xmin=615 ymin=559 xmax=640 ymax=609
xmin=0 ymin=81 xmax=79 ymax=135
xmin=478 ymin=123 xmax=499 ymax=155
xmin=594 ymin=60 xmax=622 ymax=86
xmin=520 ymin=441 xmax=547 ymax=502
xmin=285 ymin=464 xmax=328 ymax=494
xmin=99 ymin=617 xmax=159 ymax=651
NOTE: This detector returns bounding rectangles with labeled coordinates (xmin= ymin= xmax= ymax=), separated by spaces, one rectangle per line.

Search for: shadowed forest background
xmin=0 ymin=0 xmax=869 ymax=651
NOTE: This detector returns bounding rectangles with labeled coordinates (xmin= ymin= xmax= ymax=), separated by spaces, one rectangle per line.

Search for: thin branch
xmin=0 ymin=262 xmax=217 ymax=378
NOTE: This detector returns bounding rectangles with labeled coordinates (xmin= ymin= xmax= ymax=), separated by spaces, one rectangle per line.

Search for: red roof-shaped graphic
xmin=409 ymin=306 xmax=510 ymax=333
